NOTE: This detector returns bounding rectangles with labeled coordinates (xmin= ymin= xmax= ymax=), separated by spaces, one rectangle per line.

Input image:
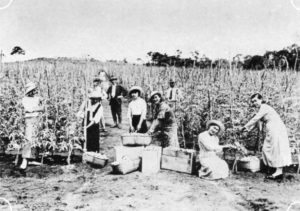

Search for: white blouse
xmin=22 ymin=96 xmax=42 ymax=118
xmin=127 ymin=97 xmax=147 ymax=120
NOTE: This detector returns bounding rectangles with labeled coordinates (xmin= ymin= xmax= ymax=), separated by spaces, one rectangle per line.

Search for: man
xmin=165 ymin=79 xmax=183 ymax=109
xmin=107 ymin=76 xmax=127 ymax=128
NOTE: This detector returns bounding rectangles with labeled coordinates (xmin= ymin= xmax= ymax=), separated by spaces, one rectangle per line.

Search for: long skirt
xmin=198 ymin=155 xmax=229 ymax=180
xmin=158 ymin=124 xmax=179 ymax=148
xmin=22 ymin=117 xmax=39 ymax=159
xmin=87 ymin=123 xmax=100 ymax=152
xmin=262 ymin=122 xmax=292 ymax=168
xmin=130 ymin=115 xmax=148 ymax=133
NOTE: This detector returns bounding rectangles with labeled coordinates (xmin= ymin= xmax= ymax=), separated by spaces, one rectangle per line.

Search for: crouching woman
xmin=147 ymin=91 xmax=179 ymax=148
xmin=198 ymin=120 xmax=234 ymax=180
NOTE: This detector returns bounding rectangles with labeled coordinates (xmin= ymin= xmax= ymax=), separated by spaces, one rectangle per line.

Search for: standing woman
xmin=79 ymin=91 xmax=103 ymax=152
xmin=20 ymin=82 xmax=43 ymax=170
xmin=127 ymin=86 xmax=147 ymax=133
xmin=147 ymin=91 xmax=179 ymax=148
xmin=241 ymin=93 xmax=292 ymax=179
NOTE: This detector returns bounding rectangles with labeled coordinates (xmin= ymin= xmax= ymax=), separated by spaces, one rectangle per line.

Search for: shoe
xmin=117 ymin=124 xmax=122 ymax=129
xmin=265 ymin=174 xmax=283 ymax=180
xmin=101 ymin=129 xmax=108 ymax=132
xmin=110 ymin=125 xmax=118 ymax=128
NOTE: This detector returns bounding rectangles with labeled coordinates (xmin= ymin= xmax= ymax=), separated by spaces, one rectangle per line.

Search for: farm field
xmin=1 ymin=59 xmax=300 ymax=210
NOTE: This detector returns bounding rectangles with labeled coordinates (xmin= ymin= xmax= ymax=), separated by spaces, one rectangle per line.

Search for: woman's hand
xmin=129 ymin=125 xmax=135 ymax=133
xmin=137 ymin=124 xmax=141 ymax=131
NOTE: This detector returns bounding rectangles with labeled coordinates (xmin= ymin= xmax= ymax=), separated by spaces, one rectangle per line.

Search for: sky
xmin=0 ymin=0 xmax=300 ymax=62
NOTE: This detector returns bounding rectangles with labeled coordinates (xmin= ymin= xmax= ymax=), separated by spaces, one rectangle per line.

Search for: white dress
xmin=198 ymin=131 xmax=229 ymax=180
xmin=244 ymin=104 xmax=292 ymax=168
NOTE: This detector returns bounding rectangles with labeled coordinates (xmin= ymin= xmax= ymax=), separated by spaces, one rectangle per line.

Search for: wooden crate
xmin=114 ymin=146 xmax=144 ymax=161
xmin=161 ymin=147 xmax=196 ymax=174
xmin=142 ymin=145 xmax=162 ymax=174
xmin=121 ymin=133 xmax=152 ymax=146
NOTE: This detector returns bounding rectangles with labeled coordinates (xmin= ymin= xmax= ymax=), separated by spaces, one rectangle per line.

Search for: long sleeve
xmin=148 ymin=119 xmax=160 ymax=133
xmin=199 ymin=132 xmax=222 ymax=152
xmin=127 ymin=102 xmax=133 ymax=119
xmin=244 ymin=104 xmax=268 ymax=131
xmin=141 ymin=99 xmax=147 ymax=120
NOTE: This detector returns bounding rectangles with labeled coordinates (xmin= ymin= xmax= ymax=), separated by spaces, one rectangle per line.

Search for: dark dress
xmin=131 ymin=115 xmax=148 ymax=133
xmin=86 ymin=104 xmax=101 ymax=152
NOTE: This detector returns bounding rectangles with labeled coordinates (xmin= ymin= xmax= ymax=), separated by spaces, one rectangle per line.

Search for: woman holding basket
xmin=241 ymin=93 xmax=292 ymax=180
xmin=127 ymin=86 xmax=148 ymax=133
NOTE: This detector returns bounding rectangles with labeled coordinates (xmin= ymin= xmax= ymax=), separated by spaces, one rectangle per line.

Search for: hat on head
xmin=169 ymin=79 xmax=175 ymax=83
xmin=150 ymin=91 xmax=162 ymax=101
xmin=206 ymin=120 xmax=225 ymax=134
xmin=110 ymin=75 xmax=118 ymax=81
xmin=25 ymin=82 xmax=37 ymax=95
xmin=129 ymin=86 xmax=143 ymax=96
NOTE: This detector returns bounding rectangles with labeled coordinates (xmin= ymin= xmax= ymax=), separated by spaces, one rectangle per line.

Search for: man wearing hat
xmin=106 ymin=76 xmax=127 ymax=128
xmin=165 ymin=79 xmax=183 ymax=109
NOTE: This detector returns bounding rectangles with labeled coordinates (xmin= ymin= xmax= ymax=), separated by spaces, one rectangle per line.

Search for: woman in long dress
xmin=242 ymin=93 xmax=292 ymax=179
xmin=147 ymin=91 xmax=179 ymax=148
xmin=20 ymin=82 xmax=43 ymax=170
xmin=127 ymin=86 xmax=148 ymax=133
xmin=77 ymin=91 xmax=104 ymax=152
xmin=198 ymin=120 xmax=234 ymax=180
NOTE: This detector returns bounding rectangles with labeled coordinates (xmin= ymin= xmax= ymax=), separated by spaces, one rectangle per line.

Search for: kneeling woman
xmin=147 ymin=91 xmax=179 ymax=148
xmin=198 ymin=120 xmax=234 ymax=180
xmin=127 ymin=86 xmax=148 ymax=133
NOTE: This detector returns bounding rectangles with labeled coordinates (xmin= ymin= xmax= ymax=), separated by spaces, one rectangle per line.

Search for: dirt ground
xmin=1 ymin=101 xmax=300 ymax=211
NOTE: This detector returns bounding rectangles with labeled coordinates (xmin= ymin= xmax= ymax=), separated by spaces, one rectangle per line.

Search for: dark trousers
xmin=110 ymin=102 xmax=122 ymax=124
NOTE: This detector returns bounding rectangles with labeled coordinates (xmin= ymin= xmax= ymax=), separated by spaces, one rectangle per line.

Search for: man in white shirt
xmin=165 ymin=79 xmax=183 ymax=110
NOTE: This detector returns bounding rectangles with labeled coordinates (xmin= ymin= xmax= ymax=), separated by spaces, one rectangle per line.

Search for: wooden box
xmin=121 ymin=133 xmax=152 ymax=146
xmin=114 ymin=146 xmax=144 ymax=161
xmin=142 ymin=145 xmax=162 ymax=174
xmin=83 ymin=152 xmax=108 ymax=167
xmin=161 ymin=147 xmax=196 ymax=174
xmin=111 ymin=157 xmax=141 ymax=175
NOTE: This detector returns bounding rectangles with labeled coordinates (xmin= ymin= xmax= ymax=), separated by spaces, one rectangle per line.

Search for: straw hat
xmin=169 ymin=79 xmax=175 ymax=83
xmin=129 ymin=86 xmax=143 ymax=96
xmin=206 ymin=120 xmax=225 ymax=134
xmin=25 ymin=82 xmax=37 ymax=95
xmin=150 ymin=91 xmax=162 ymax=100
xmin=93 ymin=77 xmax=101 ymax=82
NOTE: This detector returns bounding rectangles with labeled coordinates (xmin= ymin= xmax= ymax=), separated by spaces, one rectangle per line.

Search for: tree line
xmin=145 ymin=44 xmax=300 ymax=71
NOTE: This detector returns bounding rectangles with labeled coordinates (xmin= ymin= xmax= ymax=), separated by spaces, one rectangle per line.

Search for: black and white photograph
xmin=1 ymin=0 xmax=300 ymax=210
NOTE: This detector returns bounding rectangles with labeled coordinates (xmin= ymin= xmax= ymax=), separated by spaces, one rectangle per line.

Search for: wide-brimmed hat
xmin=206 ymin=120 xmax=225 ymax=134
xmin=88 ymin=91 xmax=102 ymax=99
xmin=110 ymin=75 xmax=118 ymax=81
xmin=25 ymin=82 xmax=37 ymax=95
xmin=129 ymin=86 xmax=143 ymax=96
xmin=150 ymin=91 xmax=162 ymax=101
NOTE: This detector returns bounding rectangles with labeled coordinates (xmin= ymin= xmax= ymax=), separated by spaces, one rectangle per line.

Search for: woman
xmin=127 ymin=86 xmax=148 ymax=133
xmin=241 ymin=93 xmax=292 ymax=179
xmin=147 ymin=91 xmax=179 ymax=148
xmin=20 ymin=82 xmax=43 ymax=170
xmin=78 ymin=91 xmax=103 ymax=152
xmin=198 ymin=120 xmax=234 ymax=180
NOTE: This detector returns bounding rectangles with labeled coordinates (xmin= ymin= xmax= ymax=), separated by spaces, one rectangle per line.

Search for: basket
xmin=83 ymin=152 xmax=108 ymax=167
xmin=238 ymin=156 xmax=260 ymax=173
xmin=111 ymin=156 xmax=141 ymax=174
xmin=121 ymin=133 xmax=152 ymax=146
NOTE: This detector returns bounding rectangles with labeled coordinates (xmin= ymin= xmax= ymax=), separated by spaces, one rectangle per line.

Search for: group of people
xmin=14 ymin=73 xmax=293 ymax=181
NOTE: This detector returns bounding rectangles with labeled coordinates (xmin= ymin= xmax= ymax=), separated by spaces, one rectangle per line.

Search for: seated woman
xmin=127 ymin=86 xmax=148 ymax=133
xmin=198 ymin=120 xmax=234 ymax=180
xmin=147 ymin=91 xmax=179 ymax=148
